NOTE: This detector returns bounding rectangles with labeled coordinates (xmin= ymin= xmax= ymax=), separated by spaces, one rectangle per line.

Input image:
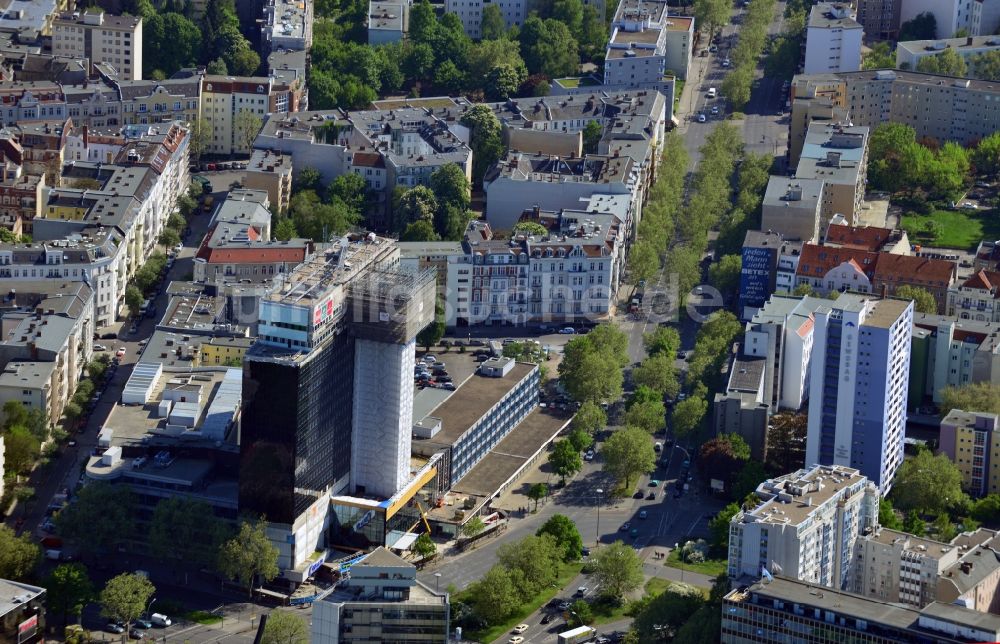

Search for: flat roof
xmin=415 ymin=363 xmax=536 ymax=449
xmin=746 ymin=464 xmax=868 ymax=526
xmin=0 ymin=578 xmax=44 ymax=617
xmin=450 ymin=406 xmax=569 ymax=497
xmin=727 ymin=356 xmax=765 ymax=392
xmin=864 ymin=298 xmax=909 ymax=329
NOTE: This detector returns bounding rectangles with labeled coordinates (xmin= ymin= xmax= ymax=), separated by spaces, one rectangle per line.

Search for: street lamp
xmin=433 ymin=572 xmax=442 ymax=593
xmin=595 ymin=488 xmax=603 ymax=547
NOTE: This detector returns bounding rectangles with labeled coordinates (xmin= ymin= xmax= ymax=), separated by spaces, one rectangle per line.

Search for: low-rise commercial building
xmin=722 ymin=576 xmax=1000 ymax=644
xmin=311 ymin=547 xmax=449 ymax=643
xmin=0 ymin=579 xmax=45 ymax=644
xmin=367 ymin=0 xmax=409 ymax=45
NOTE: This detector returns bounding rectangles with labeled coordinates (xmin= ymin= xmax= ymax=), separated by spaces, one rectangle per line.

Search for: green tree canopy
xmin=536 ymin=514 xmax=582 ymax=561
xmin=413 ymin=532 xmax=437 ymax=558
xmin=891 ymin=448 xmax=967 ymax=514
xmin=863 ymin=41 xmax=895 ymax=69
xmin=57 ymin=481 xmax=135 ymax=555
xmin=592 ymin=540 xmax=644 ymax=601
xmin=460 ymin=105 xmax=504 ymax=189
xmin=100 ymin=573 xmax=155 ymax=631
xmin=644 ymin=326 xmax=681 ymax=358
xmin=624 ymin=399 xmax=666 ymax=434
xmin=470 ymin=564 xmax=519 ymax=625
xmin=900 ymin=11 xmax=937 ymax=40
xmin=217 ymin=518 xmax=280 ymax=598
xmin=527 ymin=482 xmax=549 ymax=512
xmin=603 ymin=426 xmax=656 ymax=489
xmin=45 ymin=563 xmax=94 ymax=623
xmin=708 ymin=502 xmax=741 ymax=551
xmin=548 ymin=438 xmax=583 ymax=484
xmin=0 ymin=525 xmax=39 ymax=581
xmin=149 ymin=497 xmax=230 ymax=568
xmin=916 ymin=48 xmax=967 ymax=76
xmin=480 ymin=4 xmax=506 ymax=40
xmin=940 ymin=382 xmax=1000 ymax=417
xmin=497 ymin=533 xmax=562 ymax=599
xmin=261 ymin=610 xmax=309 ymax=644
xmin=894 ymin=285 xmax=936 ymax=314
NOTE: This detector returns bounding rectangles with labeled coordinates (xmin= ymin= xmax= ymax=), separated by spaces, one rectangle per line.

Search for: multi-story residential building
xmin=973 ymin=239 xmax=1000 ymax=271
xmin=243 ymin=148 xmax=292 ymax=213
xmin=743 ymin=294 xmax=828 ymax=411
xmin=948 ymin=269 xmax=1000 ymax=321
xmin=0 ymin=82 xmax=67 ymax=125
xmin=51 ymin=9 xmax=142 ymax=80
xmin=240 ymin=235 xmax=435 ymax=575
xmin=804 ymin=3 xmax=863 ymax=74
xmin=367 ymin=0 xmax=409 ymax=45
xmin=910 ymin=313 xmax=1000 ymax=407
xmin=852 ymin=529 xmax=958 ymax=607
xmin=857 ymin=0 xmax=901 ymax=40
xmin=201 ymin=76 xmax=275 ymax=156
xmin=790 ymin=243 xmax=957 ymax=311
xmin=446 ymin=0 xmax=602 ymax=38
xmin=823 ymin=223 xmax=911 ymax=254
xmin=0 ymin=161 xmax=44 ymax=235
xmin=193 ymin=189 xmax=312 ymax=284
xmin=790 ymin=70 xmax=1000 ymax=157
xmin=806 ymin=294 xmax=913 ymax=491
xmin=722 ymin=576 xmax=1000 ymax=644
xmin=311 ymin=547 xmax=450 ymax=643
xmin=712 ymin=353 xmax=770 ymax=459
xmin=445 ymin=200 xmax=627 ymax=326
xmin=604 ymin=0 xmax=693 ymax=85
xmin=254 ymin=104 xmax=472 ymax=230
xmin=940 ymin=409 xmax=1000 ymax=497
xmin=484 ymin=152 xmax=637 ymax=230
xmin=793 ymin=122 xmax=869 ymax=223
xmin=760 ymin=177 xmax=825 ymax=243
xmin=115 ymin=77 xmax=201 ymax=127
xmin=897 ymin=35 xmax=1000 ymax=70
xmin=2 ymin=120 xmax=69 ymax=187
xmin=727 ymin=464 xmax=879 ymax=588
xmin=0 ymin=281 xmax=94 ymax=426
xmin=899 ymin=0 xmax=992 ymax=39
xmin=260 ymin=0 xmax=313 ymax=55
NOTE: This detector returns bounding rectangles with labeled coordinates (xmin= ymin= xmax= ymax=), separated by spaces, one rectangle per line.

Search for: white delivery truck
xmin=558 ymin=625 xmax=596 ymax=644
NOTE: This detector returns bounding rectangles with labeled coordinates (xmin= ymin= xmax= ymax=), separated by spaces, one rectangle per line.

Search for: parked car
xmin=116 ymin=348 xmax=127 ymax=358
xmin=509 ymin=637 xmax=525 ymax=644
xmin=441 ymin=382 xmax=456 ymax=390
xmin=150 ymin=614 xmax=171 ymax=627
xmin=697 ymin=113 xmax=707 ymax=123
xmin=559 ymin=327 xmax=576 ymax=334
xmin=575 ymin=586 xmax=589 ymax=596
xmin=540 ymin=613 xmax=554 ymax=624
xmin=94 ymin=344 xmax=108 ymax=352
xmin=513 ymin=624 xmax=529 ymax=634
xmin=722 ymin=58 xmax=731 ymax=67
xmin=620 ymin=522 xmax=631 ymax=531
xmin=711 ymin=105 xmax=720 ymax=115
xmin=133 ymin=618 xmax=152 ymax=629
xmin=639 ymin=510 xmax=648 ymax=519
xmin=106 ymin=623 xmax=125 ymax=634
xmin=423 ymin=355 xmax=437 ymax=363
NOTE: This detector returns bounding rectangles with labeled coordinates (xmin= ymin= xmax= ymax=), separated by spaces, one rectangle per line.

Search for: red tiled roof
xmin=873 ymin=254 xmax=956 ymax=288
xmin=825 ymin=224 xmax=895 ymax=251
xmin=960 ymin=269 xmax=1000 ymax=293
xmin=201 ymin=246 xmax=308 ymax=263
xmin=352 ymin=152 xmax=385 ymax=168
xmin=795 ymin=244 xmax=875 ymax=279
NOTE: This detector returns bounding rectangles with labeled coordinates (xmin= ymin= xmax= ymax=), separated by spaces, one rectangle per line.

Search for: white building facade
xmin=804 ymin=3 xmax=864 ymax=74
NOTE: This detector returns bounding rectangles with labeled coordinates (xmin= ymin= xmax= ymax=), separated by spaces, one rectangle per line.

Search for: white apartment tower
xmin=728 ymin=464 xmax=879 ymax=589
xmin=806 ymin=295 xmax=913 ymax=492
xmin=804 ymin=3 xmax=863 ymax=74
xmin=51 ymin=9 xmax=143 ymax=81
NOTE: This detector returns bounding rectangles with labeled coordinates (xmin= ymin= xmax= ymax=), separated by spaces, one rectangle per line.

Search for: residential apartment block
xmin=201 ymin=76 xmax=274 ymax=156
xmin=806 ymin=295 xmax=912 ymax=491
xmin=804 ymin=3 xmax=863 ymax=75
xmin=897 ymin=35 xmax=1000 ymax=71
xmin=254 ymin=104 xmax=472 ymax=231
xmin=948 ymin=269 xmax=1000 ymax=322
xmin=899 ymin=0 xmax=998 ymax=39
xmin=604 ymin=0 xmax=693 ymax=85
xmin=51 ymin=9 xmax=142 ymax=80
xmin=940 ymin=409 xmax=1000 ymax=498
xmin=760 ymin=177 xmax=825 ymax=243
xmin=260 ymin=0 xmax=313 ymax=55
xmin=789 ymin=243 xmax=957 ymax=312
xmin=0 ymin=282 xmax=94 ymax=427
xmin=793 ymin=122 xmax=869 ymax=224
xmin=790 ymin=70 xmax=1000 ymax=157
xmin=727 ymin=464 xmax=879 ymax=588
xmin=367 ymin=0 xmax=409 ymax=45
xmin=0 ymin=122 xmax=189 ymax=326
xmin=909 ymin=313 xmax=1000 ymax=407
xmin=857 ymin=0 xmax=901 ymax=40
xmin=242 ymin=148 xmax=292 ymax=213
xmin=445 ymin=204 xmax=627 ymax=326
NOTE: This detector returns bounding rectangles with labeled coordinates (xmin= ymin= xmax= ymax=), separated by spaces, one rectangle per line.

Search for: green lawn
xmin=185 ymin=611 xmax=222 ymax=625
xmin=458 ymin=562 xmax=585 ymax=643
xmin=557 ymin=77 xmax=581 ymax=88
xmin=901 ymin=208 xmax=1000 ymax=250
xmin=665 ymin=549 xmax=727 ymax=577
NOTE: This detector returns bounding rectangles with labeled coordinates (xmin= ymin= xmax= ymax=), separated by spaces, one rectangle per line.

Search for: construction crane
xmin=405 ymin=499 xmax=433 ymax=535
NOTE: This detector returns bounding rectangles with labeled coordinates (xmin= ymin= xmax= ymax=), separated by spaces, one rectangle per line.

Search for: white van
xmin=707 ymin=87 xmax=717 ymax=98
xmin=150 ymin=613 xmax=171 ymax=627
